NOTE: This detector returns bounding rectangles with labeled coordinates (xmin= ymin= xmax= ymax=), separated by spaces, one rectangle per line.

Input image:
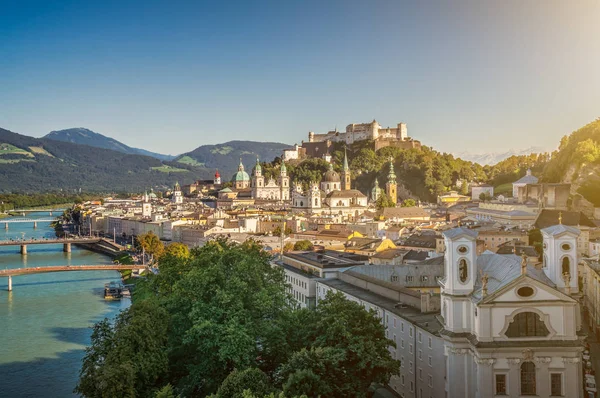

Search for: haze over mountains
xmin=456 ymin=146 xmax=550 ymax=165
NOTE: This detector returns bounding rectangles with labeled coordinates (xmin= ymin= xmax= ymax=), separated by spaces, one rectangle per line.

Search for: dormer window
xmin=406 ymin=276 xmax=414 ymax=282
xmin=391 ymin=275 xmax=399 ymax=282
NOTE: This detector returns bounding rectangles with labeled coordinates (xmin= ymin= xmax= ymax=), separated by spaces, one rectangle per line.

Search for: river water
xmin=0 ymin=212 xmax=130 ymax=397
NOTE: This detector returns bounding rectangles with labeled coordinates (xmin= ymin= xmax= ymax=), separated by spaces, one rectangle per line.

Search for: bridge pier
xmin=49 ymin=211 xmax=53 ymax=216
xmin=7 ymin=276 xmax=12 ymax=291
xmin=4 ymin=223 xmax=7 ymax=230
xmin=20 ymin=244 xmax=27 ymax=255
xmin=63 ymin=243 xmax=71 ymax=253
xmin=33 ymin=221 xmax=37 ymax=229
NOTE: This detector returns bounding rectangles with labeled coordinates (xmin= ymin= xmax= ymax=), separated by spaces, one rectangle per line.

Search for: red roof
xmin=215 ymin=169 xmax=220 ymax=178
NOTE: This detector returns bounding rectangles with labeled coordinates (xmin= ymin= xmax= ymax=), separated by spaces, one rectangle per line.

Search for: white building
xmin=308 ymin=120 xmax=408 ymax=145
xmin=441 ymin=226 xmax=583 ymax=398
xmin=512 ymin=169 xmax=539 ymax=198
xmin=471 ymin=184 xmax=494 ymax=201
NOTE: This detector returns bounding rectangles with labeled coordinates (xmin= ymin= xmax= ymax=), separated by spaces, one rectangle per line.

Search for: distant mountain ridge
xmin=175 ymin=140 xmax=291 ymax=176
xmin=457 ymin=146 xmax=549 ymax=165
xmin=0 ymin=127 xmax=200 ymax=193
xmin=44 ymin=128 xmax=176 ymax=161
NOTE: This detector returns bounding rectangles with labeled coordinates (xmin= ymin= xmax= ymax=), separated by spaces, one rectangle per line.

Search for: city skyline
xmin=1 ymin=1 xmax=599 ymax=155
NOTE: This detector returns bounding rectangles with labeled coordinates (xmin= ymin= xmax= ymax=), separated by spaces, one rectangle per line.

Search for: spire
xmin=280 ymin=159 xmax=287 ymax=174
xmin=238 ymin=158 xmax=244 ymax=171
xmin=387 ymin=156 xmax=396 ymax=184
xmin=343 ymin=146 xmax=349 ymax=171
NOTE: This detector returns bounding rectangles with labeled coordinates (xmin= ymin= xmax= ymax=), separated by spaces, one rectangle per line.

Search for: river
xmin=0 ymin=212 xmax=130 ymax=397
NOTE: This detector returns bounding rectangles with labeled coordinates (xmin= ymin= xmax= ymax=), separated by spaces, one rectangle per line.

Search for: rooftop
xmin=318 ymin=278 xmax=443 ymax=335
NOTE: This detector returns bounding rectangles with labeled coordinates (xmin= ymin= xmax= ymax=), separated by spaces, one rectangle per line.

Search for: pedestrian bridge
xmin=0 ymin=237 xmax=102 ymax=254
xmin=0 ymin=265 xmax=145 ymax=291
xmin=2 ymin=218 xmax=57 ymax=229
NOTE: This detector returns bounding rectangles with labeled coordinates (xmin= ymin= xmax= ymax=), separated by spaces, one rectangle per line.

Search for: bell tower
xmin=279 ymin=161 xmax=290 ymax=200
xmin=385 ymin=157 xmax=397 ymax=205
xmin=251 ymin=157 xmax=264 ymax=198
xmin=341 ymin=147 xmax=351 ymax=190
xmin=541 ymin=221 xmax=580 ymax=294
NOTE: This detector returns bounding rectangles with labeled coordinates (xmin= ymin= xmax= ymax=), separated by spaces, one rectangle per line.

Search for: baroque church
xmin=441 ymin=223 xmax=584 ymax=397
xmin=291 ymin=150 xmax=397 ymax=216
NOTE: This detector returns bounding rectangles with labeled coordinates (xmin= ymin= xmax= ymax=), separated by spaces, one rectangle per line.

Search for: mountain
xmin=175 ymin=140 xmax=291 ymax=176
xmin=457 ymin=146 xmax=548 ymax=165
xmin=0 ymin=127 xmax=204 ymax=193
xmin=44 ymin=128 xmax=176 ymax=161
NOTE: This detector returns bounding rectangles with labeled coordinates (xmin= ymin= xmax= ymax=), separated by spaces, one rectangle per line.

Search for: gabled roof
xmin=471 ymin=251 xmax=556 ymax=303
xmin=442 ymin=227 xmax=479 ymax=240
xmin=514 ymin=174 xmax=539 ymax=185
xmin=541 ymin=224 xmax=581 ymax=237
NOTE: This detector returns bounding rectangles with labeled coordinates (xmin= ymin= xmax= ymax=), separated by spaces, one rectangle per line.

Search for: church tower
xmin=370 ymin=178 xmax=381 ymax=203
xmin=441 ymin=228 xmax=478 ymax=332
xmin=214 ymin=169 xmax=221 ymax=185
xmin=385 ymin=157 xmax=397 ymax=205
xmin=541 ymin=220 xmax=580 ymax=294
xmin=341 ymin=147 xmax=351 ymax=190
xmin=172 ymin=182 xmax=183 ymax=204
xmin=279 ymin=161 xmax=290 ymax=200
xmin=251 ymin=158 xmax=264 ymax=198
xmin=142 ymin=191 xmax=152 ymax=218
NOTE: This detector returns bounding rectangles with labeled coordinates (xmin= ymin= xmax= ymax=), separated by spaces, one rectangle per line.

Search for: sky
xmin=1 ymin=0 xmax=599 ymax=156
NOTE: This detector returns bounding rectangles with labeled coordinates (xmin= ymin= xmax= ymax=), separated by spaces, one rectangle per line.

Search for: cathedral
xmin=251 ymin=158 xmax=290 ymax=201
xmin=291 ymin=149 xmax=392 ymax=216
xmin=441 ymin=223 xmax=584 ymax=397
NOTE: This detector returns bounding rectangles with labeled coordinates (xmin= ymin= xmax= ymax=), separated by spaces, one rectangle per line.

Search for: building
xmin=437 ymin=191 xmax=470 ymax=206
xmin=291 ymin=151 xmax=368 ymax=217
xmin=282 ymin=250 xmax=366 ymax=278
xmin=478 ymin=229 xmax=530 ymax=252
xmin=171 ymin=182 xmax=183 ymax=204
xmin=385 ymin=157 xmax=398 ymax=205
xmin=472 ymin=184 xmax=494 ymax=201
xmin=382 ymin=207 xmax=430 ymax=223
xmin=517 ymin=183 xmax=570 ymax=209
xmin=466 ymin=202 xmax=539 ymax=228
xmin=306 ymin=120 xmax=421 ymax=151
xmin=281 ymin=144 xmax=306 ymax=161
xmin=441 ymin=226 xmax=584 ymax=398
xmin=232 ymin=159 xmax=251 ymax=190
xmin=251 ymin=159 xmax=290 ymax=201
xmin=582 ymin=259 xmax=600 ymax=338
xmin=534 ymin=209 xmax=599 ymax=256
xmin=513 ymin=169 xmax=539 ymax=198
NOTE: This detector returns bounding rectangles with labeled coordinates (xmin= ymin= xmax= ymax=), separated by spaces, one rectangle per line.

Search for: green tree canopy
xmin=292 ymin=240 xmax=313 ymax=251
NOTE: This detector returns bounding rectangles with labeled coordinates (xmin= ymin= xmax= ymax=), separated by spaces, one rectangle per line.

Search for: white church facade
xmin=440 ymin=225 xmax=584 ymax=398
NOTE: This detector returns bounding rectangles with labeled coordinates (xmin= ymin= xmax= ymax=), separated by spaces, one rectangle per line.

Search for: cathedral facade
xmin=251 ymin=158 xmax=290 ymax=201
xmin=441 ymin=225 xmax=584 ymax=397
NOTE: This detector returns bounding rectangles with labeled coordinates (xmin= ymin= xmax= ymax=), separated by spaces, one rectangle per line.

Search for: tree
xmin=293 ymin=240 xmax=313 ymax=251
xmin=401 ymin=198 xmax=416 ymax=207
xmin=155 ymin=384 xmax=177 ymax=398
xmin=279 ymin=292 xmax=399 ymax=397
xmin=163 ymin=242 xmax=190 ymax=259
xmin=216 ymin=368 xmax=273 ymax=398
xmin=479 ymin=192 xmax=492 ymax=202
xmin=75 ymin=301 xmax=170 ymax=398
xmin=136 ymin=231 xmax=165 ymax=259
xmin=376 ymin=193 xmax=395 ymax=210
xmin=283 ymin=242 xmax=295 ymax=253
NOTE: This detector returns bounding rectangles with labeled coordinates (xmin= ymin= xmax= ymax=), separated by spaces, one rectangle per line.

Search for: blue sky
xmin=1 ymin=0 xmax=599 ymax=155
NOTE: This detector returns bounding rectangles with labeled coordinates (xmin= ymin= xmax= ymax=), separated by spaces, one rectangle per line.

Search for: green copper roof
xmin=387 ymin=157 xmax=397 ymax=184
xmin=254 ymin=157 xmax=262 ymax=173
xmin=281 ymin=160 xmax=287 ymax=172
xmin=232 ymin=171 xmax=250 ymax=182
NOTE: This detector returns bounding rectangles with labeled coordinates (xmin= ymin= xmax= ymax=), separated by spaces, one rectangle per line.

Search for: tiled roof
xmin=534 ymin=209 xmax=596 ymax=229
xmin=442 ymin=227 xmax=479 ymax=240
xmin=541 ymin=224 xmax=581 ymax=237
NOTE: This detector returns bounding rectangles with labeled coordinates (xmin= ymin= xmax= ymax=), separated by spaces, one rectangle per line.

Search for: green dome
xmin=232 ymin=171 xmax=250 ymax=182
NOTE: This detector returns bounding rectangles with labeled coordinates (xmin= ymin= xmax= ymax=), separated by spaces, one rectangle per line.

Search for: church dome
xmin=323 ymin=164 xmax=340 ymax=183
xmin=232 ymin=170 xmax=250 ymax=182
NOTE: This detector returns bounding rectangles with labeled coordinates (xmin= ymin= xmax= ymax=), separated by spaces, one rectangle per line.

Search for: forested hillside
xmin=542 ymin=118 xmax=600 ymax=206
xmin=0 ymin=128 xmax=202 ymax=193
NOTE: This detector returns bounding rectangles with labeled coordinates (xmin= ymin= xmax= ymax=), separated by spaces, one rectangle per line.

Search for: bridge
xmin=0 ymin=265 xmax=146 ymax=291
xmin=9 ymin=209 xmax=65 ymax=215
xmin=0 ymin=237 xmax=101 ymax=254
xmin=3 ymin=218 xmax=57 ymax=229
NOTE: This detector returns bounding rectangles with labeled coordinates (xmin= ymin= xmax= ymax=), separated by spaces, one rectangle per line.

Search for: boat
xmin=104 ymin=281 xmax=124 ymax=300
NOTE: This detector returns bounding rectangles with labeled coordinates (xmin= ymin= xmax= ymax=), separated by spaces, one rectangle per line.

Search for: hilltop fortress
xmin=307 ymin=119 xmax=421 ymax=151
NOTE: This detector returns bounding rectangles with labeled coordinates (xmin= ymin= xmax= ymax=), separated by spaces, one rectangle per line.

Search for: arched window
xmin=543 ymin=254 xmax=548 ymax=269
xmin=458 ymin=258 xmax=468 ymax=283
xmin=520 ymin=361 xmax=536 ymax=395
xmin=505 ymin=312 xmax=550 ymax=338
xmin=562 ymin=257 xmax=570 ymax=276
xmin=314 ymin=198 xmax=318 ymax=206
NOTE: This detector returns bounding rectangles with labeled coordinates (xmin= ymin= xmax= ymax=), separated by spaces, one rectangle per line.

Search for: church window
xmin=517 ymin=286 xmax=535 ymax=298
xmin=550 ymin=373 xmax=562 ymax=396
xmin=458 ymin=245 xmax=468 ymax=254
xmin=505 ymin=312 xmax=550 ymax=338
xmin=561 ymin=257 xmax=570 ymax=276
xmin=520 ymin=361 xmax=536 ymax=395
xmin=561 ymin=243 xmax=571 ymax=251
xmin=495 ymin=374 xmax=507 ymax=395
xmin=543 ymin=254 xmax=548 ymax=268
xmin=314 ymin=198 xmax=318 ymax=206
xmin=458 ymin=258 xmax=468 ymax=283
xmin=300 ymin=201 xmax=304 ymax=207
